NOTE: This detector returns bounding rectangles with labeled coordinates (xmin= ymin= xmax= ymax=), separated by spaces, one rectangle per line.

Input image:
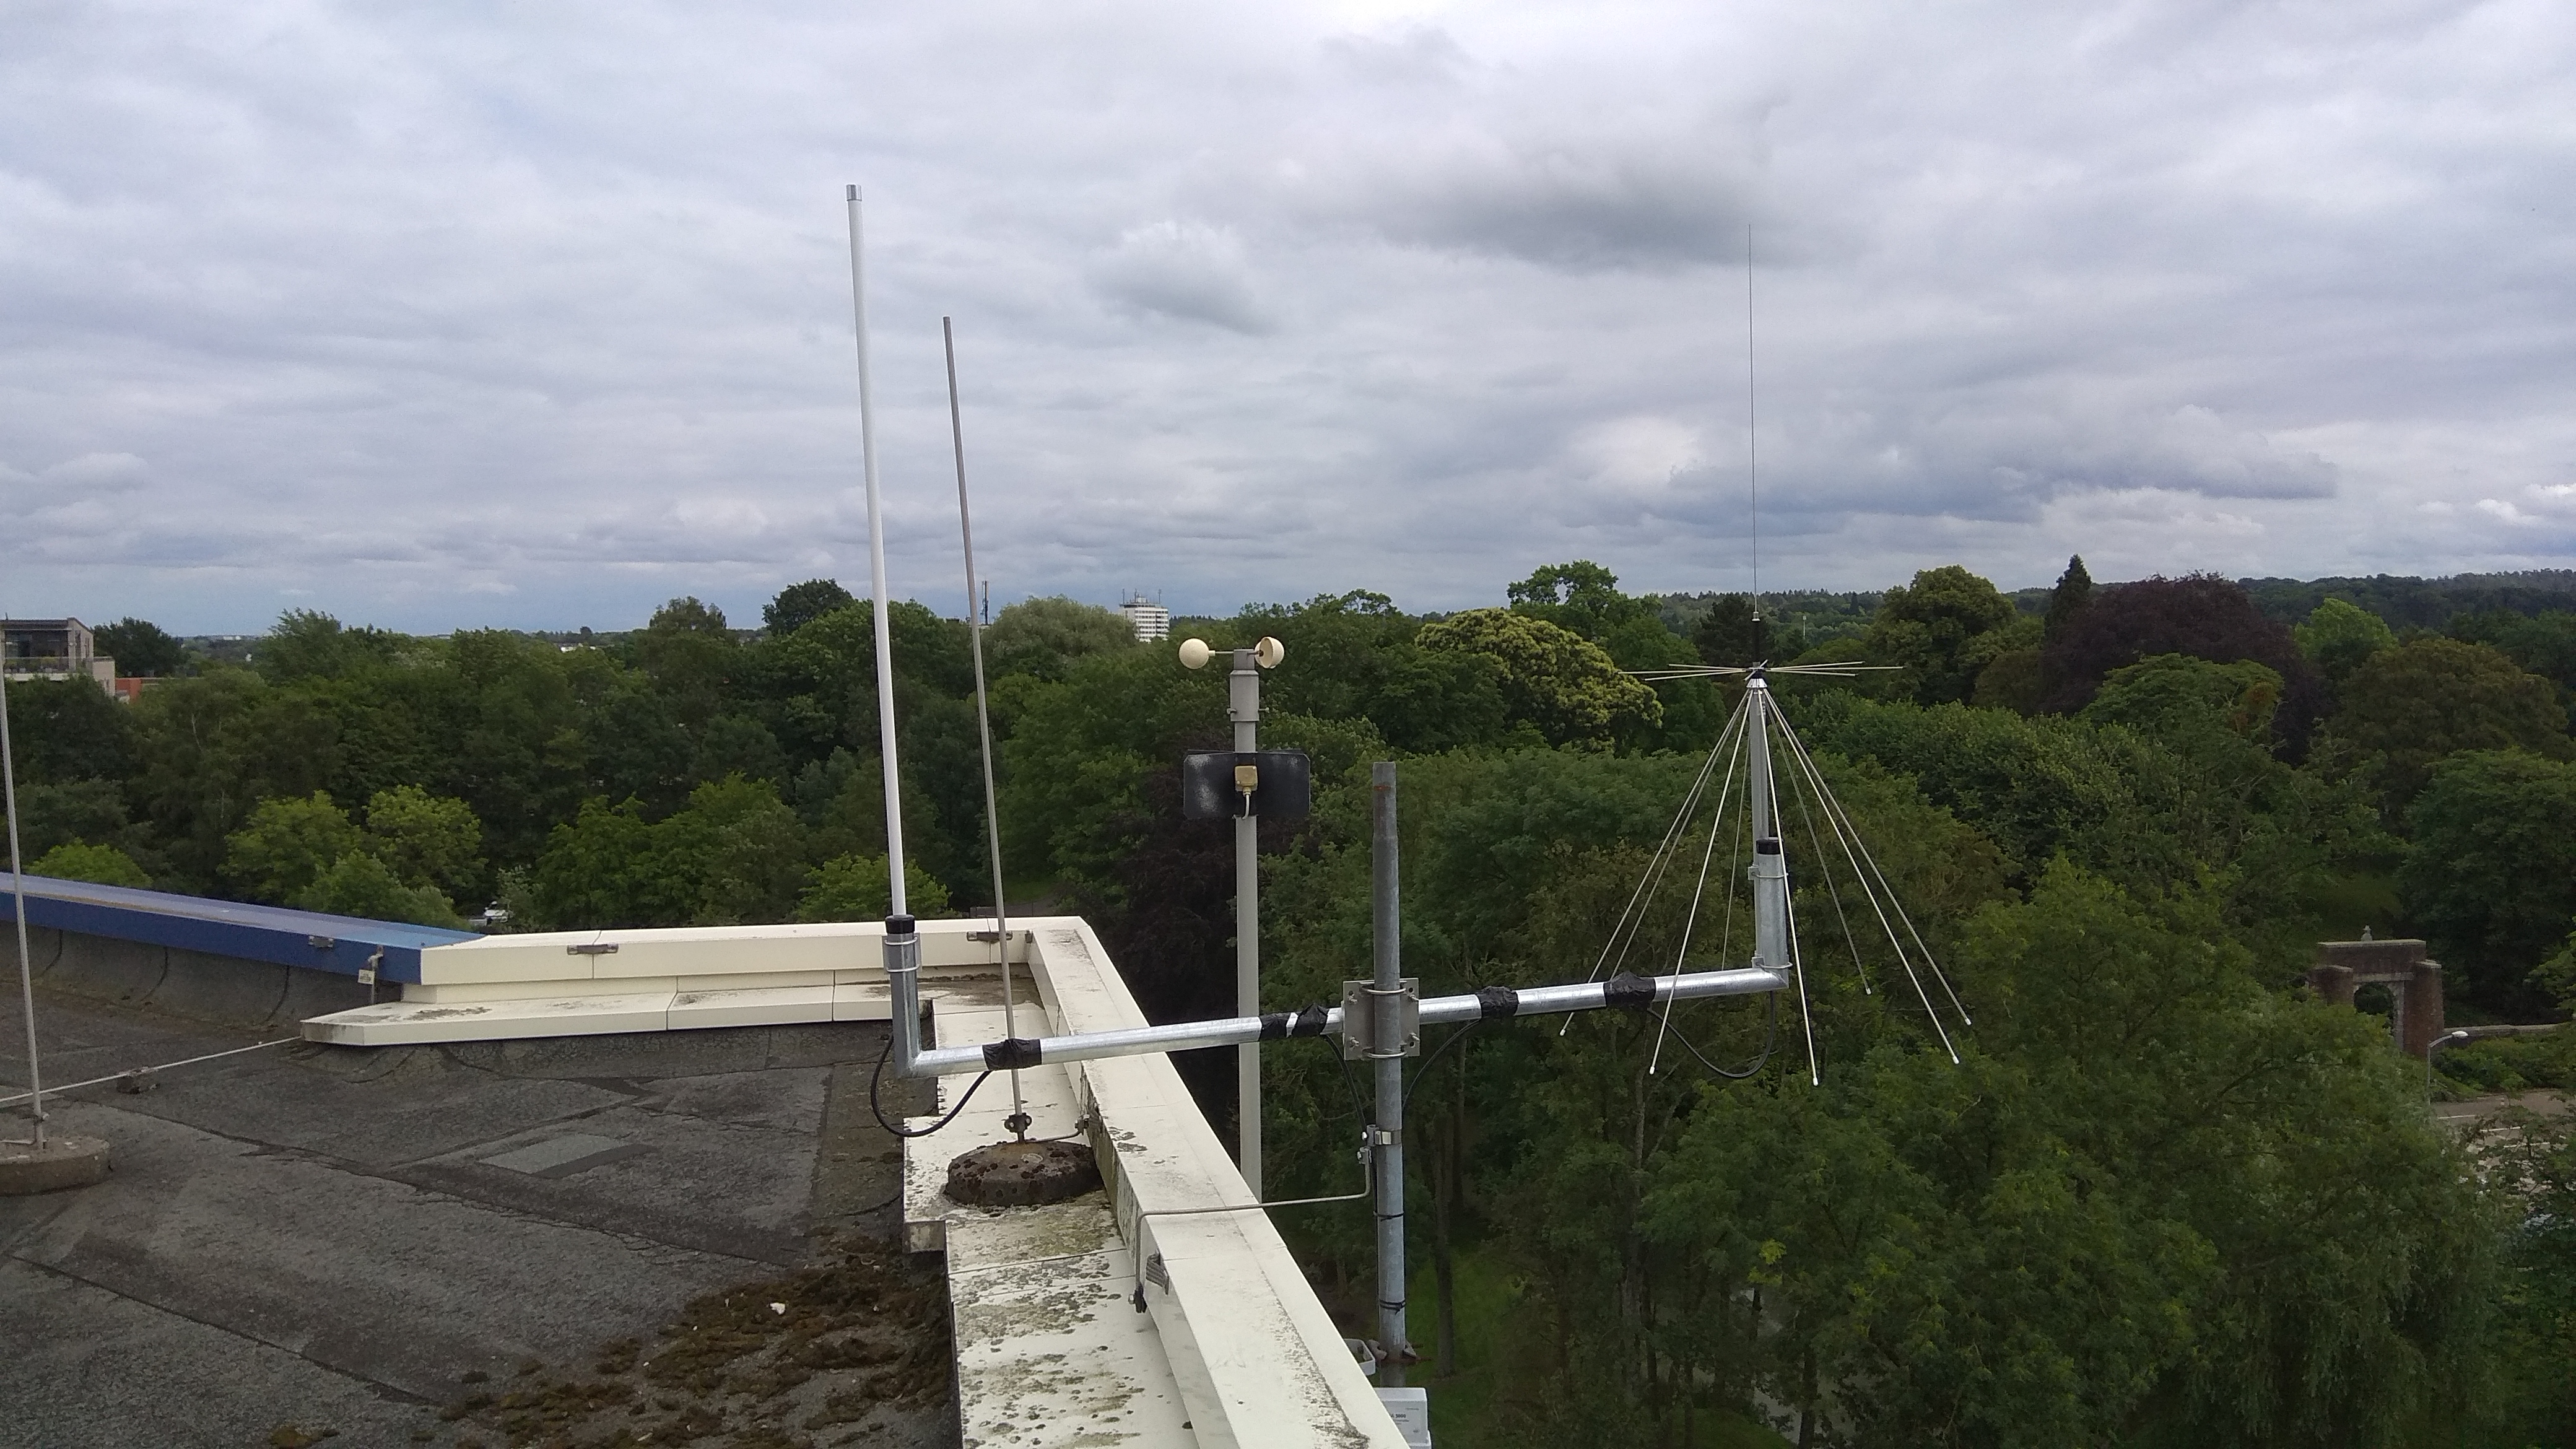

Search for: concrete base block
xmin=0 ymin=1133 xmax=111 ymax=1195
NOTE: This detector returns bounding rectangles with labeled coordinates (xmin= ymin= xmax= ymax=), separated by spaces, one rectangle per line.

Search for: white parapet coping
xmin=907 ymin=921 xmax=1406 ymax=1449
xmin=294 ymin=913 xmax=1404 ymax=1447
xmin=299 ymin=918 xmax=1022 ymax=1045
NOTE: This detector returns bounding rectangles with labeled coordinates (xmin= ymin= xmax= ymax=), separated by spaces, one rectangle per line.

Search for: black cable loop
xmin=868 ymin=1026 xmax=999 ymax=1138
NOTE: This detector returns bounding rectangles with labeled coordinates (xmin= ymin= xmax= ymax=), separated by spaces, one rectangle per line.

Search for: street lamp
xmin=2427 ymin=1027 xmax=2471 ymax=1099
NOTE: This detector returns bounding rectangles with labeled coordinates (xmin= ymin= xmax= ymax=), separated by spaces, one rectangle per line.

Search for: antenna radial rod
xmin=942 ymin=317 xmax=1025 ymax=1136
xmin=845 ymin=185 xmax=907 ymax=916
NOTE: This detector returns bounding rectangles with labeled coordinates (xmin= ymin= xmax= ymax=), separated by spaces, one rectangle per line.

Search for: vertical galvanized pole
xmin=1746 ymin=676 xmax=1788 ymax=972
xmin=941 ymin=316 xmax=1023 ymax=1135
xmin=1229 ymin=648 xmax=1261 ymax=1194
xmin=2 ymin=661 xmax=40 ymax=1149
xmin=845 ymin=185 xmax=907 ymax=920
xmin=1370 ymin=762 xmax=1406 ymax=1385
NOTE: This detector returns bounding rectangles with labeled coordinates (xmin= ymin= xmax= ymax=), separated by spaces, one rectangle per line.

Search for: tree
xmin=2038 ymin=573 xmax=2325 ymax=753
xmin=32 ymin=842 xmax=150 ymax=888
xmin=1864 ymin=565 xmax=2019 ymax=705
xmin=255 ymin=610 xmax=404 ymax=682
xmin=636 ymin=597 xmax=739 ymax=728
xmin=362 ymin=785 xmax=485 ymax=899
xmin=1692 ymin=593 xmax=1762 ymax=666
xmin=2082 ymin=653 xmax=2284 ymax=747
xmin=2294 ymin=598 xmax=2395 ymax=685
xmin=297 ymin=851 xmax=463 ymax=928
xmin=2452 ymin=607 xmax=2576 ymax=704
xmin=2323 ymin=637 xmax=2570 ymax=813
xmin=1506 ymin=559 xmax=1651 ymax=641
xmin=762 ymin=578 xmax=855 ymax=637
xmin=92 ymin=617 xmax=188 ymax=677
xmin=223 ymin=792 xmax=363 ymax=903
xmin=2043 ymin=554 xmax=2093 ymax=643
xmin=981 ymin=596 xmax=1136 ymax=681
xmin=2 ymin=676 xmax=134 ymax=782
xmin=796 ymin=853 xmax=954 ymax=921
xmin=2400 ymin=749 xmax=2576 ymax=1014
xmin=1416 ymin=607 xmax=1660 ymax=747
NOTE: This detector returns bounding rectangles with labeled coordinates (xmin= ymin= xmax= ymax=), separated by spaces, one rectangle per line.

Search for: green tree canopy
xmin=223 ymin=791 xmax=363 ymax=903
xmin=256 ymin=609 xmax=405 ymax=683
xmin=2400 ymin=748 xmax=2576 ymax=1014
xmin=2294 ymin=597 xmax=2396 ymax=684
xmin=761 ymin=578 xmax=855 ymax=637
xmin=2 ymin=676 xmax=133 ymax=783
xmin=32 ymin=841 xmax=150 ymax=889
xmin=2322 ymin=635 xmax=2571 ymax=812
xmin=796 ymin=852 xmax=955 ymax=922
xmin=1415 ymin=607 xmax=1659 ymax=747
xmin=2043 ymin=552 xmax=2093 ymax=642
xmin=1691 ymin=593 xmax=1762 ymax=665
xmin=92 ymin=617 xmax=189 ymax=677
xmin=1866 ymin=565 xmax=2021 ymax=705
xmin=362 ymin=785 xmax=484 ymax=899
xmin=1505 ymin=559 xmax=1656 ymax=641
xmin=981 ymin=596 xmax=1136 ymax=681
xmin=298 ymin=851 xmax=463 ymax=928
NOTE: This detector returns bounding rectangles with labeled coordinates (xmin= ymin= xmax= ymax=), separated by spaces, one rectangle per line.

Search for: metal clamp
xmin=1339 ymin=978 xmax=1421 ymax=1059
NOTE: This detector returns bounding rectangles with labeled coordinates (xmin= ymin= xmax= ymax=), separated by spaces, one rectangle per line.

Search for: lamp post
xmin=1179 ymin=633 xmax=1283 ymax=1194
xmin=2427 ymin=1027 xmax=2471 ymax=1100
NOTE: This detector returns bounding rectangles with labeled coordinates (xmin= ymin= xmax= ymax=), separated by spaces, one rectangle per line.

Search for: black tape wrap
xmin=1292 ymin=1004 xmax=1331 ymax=1036
xmin=983 ymin=1037 xmax=1044 ymax=1069
xmin=1602 ymin=972 xmax=1658 ymax=1011
xmin=1259 ymin=1012 xmax=1290 ymax=1040
xmin=1475 ymin=986 xmax=1520 ymax=1019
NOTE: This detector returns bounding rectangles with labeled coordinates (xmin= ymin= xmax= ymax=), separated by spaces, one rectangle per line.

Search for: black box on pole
xmin=1180 ymin=751 xmax=1312 ymax=821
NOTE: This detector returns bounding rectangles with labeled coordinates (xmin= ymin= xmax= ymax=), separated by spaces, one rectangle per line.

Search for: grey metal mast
xmin=1230 ymin=646 xmax=1262 ymax=1194
xmin=1370 ymin=762 xmax=1408 ymax=1385
xmin=3 ymin=661 xmax=41 ymax=1149
xmin=941 ymin=316 xmax=1025 ymax=1138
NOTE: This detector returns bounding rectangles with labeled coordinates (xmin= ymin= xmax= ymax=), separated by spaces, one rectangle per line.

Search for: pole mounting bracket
xmin=1338 ymin=978 xmax=1420 ymax=1059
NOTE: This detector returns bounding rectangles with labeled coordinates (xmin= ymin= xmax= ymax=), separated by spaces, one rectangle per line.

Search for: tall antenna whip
xmin=942 ymin=316 xmax=1027 ymax=1139
xmin=845 ymin=186 xmax=907 ymax=917
xmin=1746 ymin=223 xmax=1761 ymax=648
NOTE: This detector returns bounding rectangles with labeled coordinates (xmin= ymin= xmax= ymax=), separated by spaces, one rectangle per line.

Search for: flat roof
xmin=1 ymin=994 xmax=951 ymax=1447
xmin=0 ymin=874 xmax=479 ymax=985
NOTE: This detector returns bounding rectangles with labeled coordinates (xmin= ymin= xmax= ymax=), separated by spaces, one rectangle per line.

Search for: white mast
xmin=845 ymin=185 xmax=907 ymax=916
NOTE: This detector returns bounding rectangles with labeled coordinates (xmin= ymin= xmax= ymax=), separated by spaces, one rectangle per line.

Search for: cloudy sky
xmin=3 ymin=1 xmax=2571 ymax=634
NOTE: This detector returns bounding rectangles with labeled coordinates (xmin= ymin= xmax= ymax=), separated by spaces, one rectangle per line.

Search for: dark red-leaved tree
xmin=2039 ymin=573 xmax=2326 ymax=755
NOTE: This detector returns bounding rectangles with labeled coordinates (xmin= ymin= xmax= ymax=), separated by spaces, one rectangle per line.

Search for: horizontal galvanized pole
xmin=902 ymin=965 xmax=1787 ymax=1077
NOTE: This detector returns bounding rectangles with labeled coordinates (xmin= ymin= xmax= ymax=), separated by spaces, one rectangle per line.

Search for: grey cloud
xmin=1087 ymin=222 xmax=1276 ymax=334
xmin=0 ymin=2 xmax=2566 ymax=631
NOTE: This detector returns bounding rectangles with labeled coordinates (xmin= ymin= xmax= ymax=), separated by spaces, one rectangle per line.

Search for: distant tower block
xmin=2308 ymin=938 xmax=2445 ymax=1058
xmin=1121 ymin=594 xmax=1170 ymax=642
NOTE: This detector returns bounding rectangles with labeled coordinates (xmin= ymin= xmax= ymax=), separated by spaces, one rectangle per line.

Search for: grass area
xmin=1402 ymin=1247 xmax=1789 ymax=1449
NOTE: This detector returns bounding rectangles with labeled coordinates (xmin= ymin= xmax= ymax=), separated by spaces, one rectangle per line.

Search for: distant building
xmin=2 ymin=617 xmax=115 ymax=690
xmin=1120 ymin=594 xmax=1171 ymax=642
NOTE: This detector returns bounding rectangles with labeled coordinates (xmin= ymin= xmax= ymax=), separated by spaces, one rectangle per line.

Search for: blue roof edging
xmin=0 ymin=874 xmax=479 ymax=985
